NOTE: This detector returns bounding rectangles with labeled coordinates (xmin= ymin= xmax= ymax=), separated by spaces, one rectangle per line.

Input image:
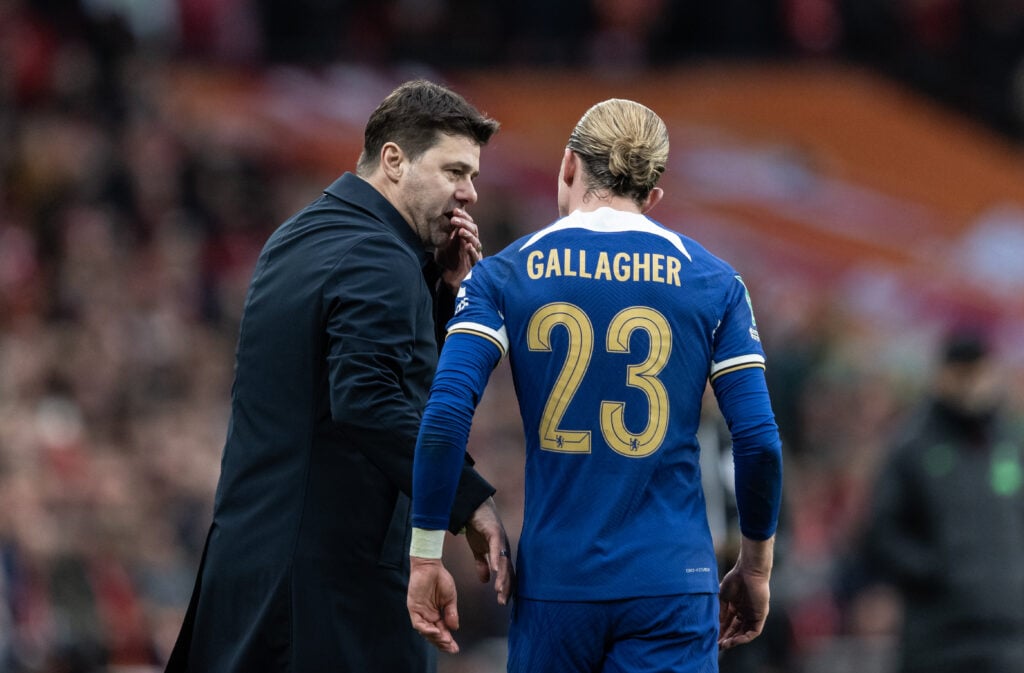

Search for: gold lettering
xmin=527 ymin=250 xmax=544 ymax=279
xmin=595 ymin=252 xmax=612 ymax=281
xmin=578 ymin=250 xmax=592 ymax=278
xmin=613 ymin=253 xmax=631 ymax=282
xmin=633 ymin=253 xmax=650 ymax=282
xmin=545 ymin=248 xmax=561 ymax=278
xmin=562 ymin=248 xmax=577 ymax=277
xmin=667 ymin=257 xmax=681 ymax=287
xmin=651 ymin=254 xmax=664 ymax=283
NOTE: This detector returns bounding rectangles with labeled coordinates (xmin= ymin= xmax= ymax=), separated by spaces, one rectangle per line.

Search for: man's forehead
xmin=424 ymin=133 xmax=481 ymax=162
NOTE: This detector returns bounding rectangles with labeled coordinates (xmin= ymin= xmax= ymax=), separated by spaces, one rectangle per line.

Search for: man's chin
xmin=431 ymin=226 xmax=453 ymax=250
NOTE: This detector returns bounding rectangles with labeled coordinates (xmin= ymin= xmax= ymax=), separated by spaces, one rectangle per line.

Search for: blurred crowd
xmin=1 ymin=1 xmax=1023 ymax=672
xmin=5 ymin=0 xmax=1018 ymax=139
xmin=1 ymin=3 xmax=303 ymax=669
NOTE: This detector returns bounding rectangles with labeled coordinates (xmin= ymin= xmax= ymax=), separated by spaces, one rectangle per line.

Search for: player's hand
xmin=437 ymin=208 xmax=483 ymax=293
xmin=717 ymin=561 xmax=771 ymax=650
xmin=464 ymin=497 xmax=515 ymax=606
xmin=408 ymin=557 xmax=461 ymax=654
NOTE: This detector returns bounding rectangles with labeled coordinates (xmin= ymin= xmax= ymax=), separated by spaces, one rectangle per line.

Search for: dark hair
xmin=356 ymin=80 xmax=499 ymax=174
xmin=942 ymin=328 xmax=990 ymax=364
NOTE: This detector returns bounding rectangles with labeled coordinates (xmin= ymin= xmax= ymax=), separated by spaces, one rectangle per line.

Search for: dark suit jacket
xmin=166 ymin=173 xmax=496 ymax=673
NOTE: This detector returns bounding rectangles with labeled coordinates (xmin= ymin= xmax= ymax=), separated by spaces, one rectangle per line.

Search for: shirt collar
xmin=324 ymin=172 xmax=433 ymax=272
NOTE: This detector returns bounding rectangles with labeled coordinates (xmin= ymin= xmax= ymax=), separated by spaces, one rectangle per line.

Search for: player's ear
xmin=560 ymin=148 xmax=576 ymax=187
xmin=381 ymin=142 xmax=405 ymax=182
xmin=640 ymin=187 xmax=664 ymax=214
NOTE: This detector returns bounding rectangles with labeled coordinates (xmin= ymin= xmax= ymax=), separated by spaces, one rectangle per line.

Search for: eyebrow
xmin=445 ymin=161 xmax=479 ymax=178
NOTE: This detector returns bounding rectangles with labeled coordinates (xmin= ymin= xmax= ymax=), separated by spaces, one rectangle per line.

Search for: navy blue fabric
xmin=711 ymin=367 xmax=783 ymax=539
xmin=507 ymin=594 xmax=718 ymax=673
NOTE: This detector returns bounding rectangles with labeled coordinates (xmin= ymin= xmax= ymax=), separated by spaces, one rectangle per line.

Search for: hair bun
xmin=567 ymin=98 xmax=669 ymax=204
xmin=609 ymin=136 xmax=660 ymax=187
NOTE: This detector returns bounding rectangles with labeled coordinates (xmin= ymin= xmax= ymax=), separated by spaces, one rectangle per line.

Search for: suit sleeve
xmin=323 ymin=234 xmax=494 ymax=532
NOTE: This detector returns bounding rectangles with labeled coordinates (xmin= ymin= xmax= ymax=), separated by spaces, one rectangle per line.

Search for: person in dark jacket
xmin=861 ymin=328 xmax=1024 ymax=673
xmin=165 ymin=79 xmax=514 ymax=673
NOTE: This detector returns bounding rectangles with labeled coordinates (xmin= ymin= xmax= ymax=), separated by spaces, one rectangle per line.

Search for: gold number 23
xmin=526 ymin=302 xmax=671 ymax=458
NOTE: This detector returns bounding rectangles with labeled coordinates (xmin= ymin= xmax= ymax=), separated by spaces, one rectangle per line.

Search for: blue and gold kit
xmin=440 ymin=207 xmax=768 ymax=600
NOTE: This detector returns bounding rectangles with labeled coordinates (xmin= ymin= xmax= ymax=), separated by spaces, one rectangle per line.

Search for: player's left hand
xmin=437 ymin=208 xmax=483 ymax=293
xmin=408 ymin=557 xmax=461 ymax=654
xmin=717 ymin=563 xmax=771 ymax=650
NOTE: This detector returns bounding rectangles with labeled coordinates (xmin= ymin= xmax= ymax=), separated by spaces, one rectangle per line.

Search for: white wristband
xmin=409 ymin=527 xmax=446 ymax=559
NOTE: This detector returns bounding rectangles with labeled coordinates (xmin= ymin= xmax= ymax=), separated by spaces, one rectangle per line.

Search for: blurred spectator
xmin=856 ymin=328 xmax=1024 ymax=673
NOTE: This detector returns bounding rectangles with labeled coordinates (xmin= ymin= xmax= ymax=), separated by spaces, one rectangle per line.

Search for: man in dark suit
xmin=165 ymin=79 xmax=513 ymax=673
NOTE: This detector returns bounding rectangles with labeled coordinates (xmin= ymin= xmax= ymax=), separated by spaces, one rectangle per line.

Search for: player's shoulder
xmin=642 ymin=215 xmax=741 ymax=277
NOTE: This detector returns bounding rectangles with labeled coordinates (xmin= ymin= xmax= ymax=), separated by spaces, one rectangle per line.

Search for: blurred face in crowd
xmin=391 ymin=132 xmax=480 ymax=250
xmin=935 ymin=356 xmax=1004 ymax=418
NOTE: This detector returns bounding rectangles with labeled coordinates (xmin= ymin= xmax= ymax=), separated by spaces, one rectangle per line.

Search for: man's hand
xmin=464 ymin=497 xmax=514 ymax=606
xmin=408 ymin=557 xmax=461 ymax=654
xmin=436 ymin=208 xmax=483 ymax=293
xmin=718 ymin=536 xmax=774 ymax=651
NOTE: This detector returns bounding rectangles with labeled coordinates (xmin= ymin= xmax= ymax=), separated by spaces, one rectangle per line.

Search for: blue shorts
xmin=507 ymin=593 xmax=718 ymax=673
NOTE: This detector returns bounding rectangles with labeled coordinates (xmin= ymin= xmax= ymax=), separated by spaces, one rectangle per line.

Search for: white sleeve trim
xmin=447 ymin=321 xmax=509 ymax=355
xmin=710 ymin=353 xmax=766 ymax=376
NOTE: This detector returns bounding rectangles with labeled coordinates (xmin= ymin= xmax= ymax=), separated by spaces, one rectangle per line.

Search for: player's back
xmin=462 ymin=207 xmax=764 ymax=600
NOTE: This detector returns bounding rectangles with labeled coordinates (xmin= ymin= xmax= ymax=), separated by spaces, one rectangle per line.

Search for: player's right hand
xmin=408 ymin=557 xmax=461 ymax=654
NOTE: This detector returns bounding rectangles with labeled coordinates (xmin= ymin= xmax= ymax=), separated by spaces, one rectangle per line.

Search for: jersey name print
xmin=524 ymin=248 xmax=684 ymax=286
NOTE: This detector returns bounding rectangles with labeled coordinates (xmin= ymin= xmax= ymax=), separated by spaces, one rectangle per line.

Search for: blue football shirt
xmin=445 ymin=207 xmax=767 ymax=601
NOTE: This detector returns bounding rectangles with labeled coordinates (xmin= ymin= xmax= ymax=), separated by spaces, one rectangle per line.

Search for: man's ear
xmin=560 ymin=148 xmax=576 ymax=187
xmin=381 ymin=142 xmax=404 ymax=182
xmin=641 ymin=187 xmax=664 ymax=214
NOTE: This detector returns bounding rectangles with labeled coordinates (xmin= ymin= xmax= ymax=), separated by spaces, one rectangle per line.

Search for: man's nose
xmin=456 ymin=178 xmax=478 ymax=206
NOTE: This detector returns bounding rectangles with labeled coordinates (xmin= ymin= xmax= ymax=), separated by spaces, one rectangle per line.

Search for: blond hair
xmin=567 ymin=99 xmax=668 ymax=206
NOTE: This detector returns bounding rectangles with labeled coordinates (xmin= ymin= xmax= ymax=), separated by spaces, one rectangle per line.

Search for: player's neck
xmin=573 ymin=193 xmax=642 ymax=214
